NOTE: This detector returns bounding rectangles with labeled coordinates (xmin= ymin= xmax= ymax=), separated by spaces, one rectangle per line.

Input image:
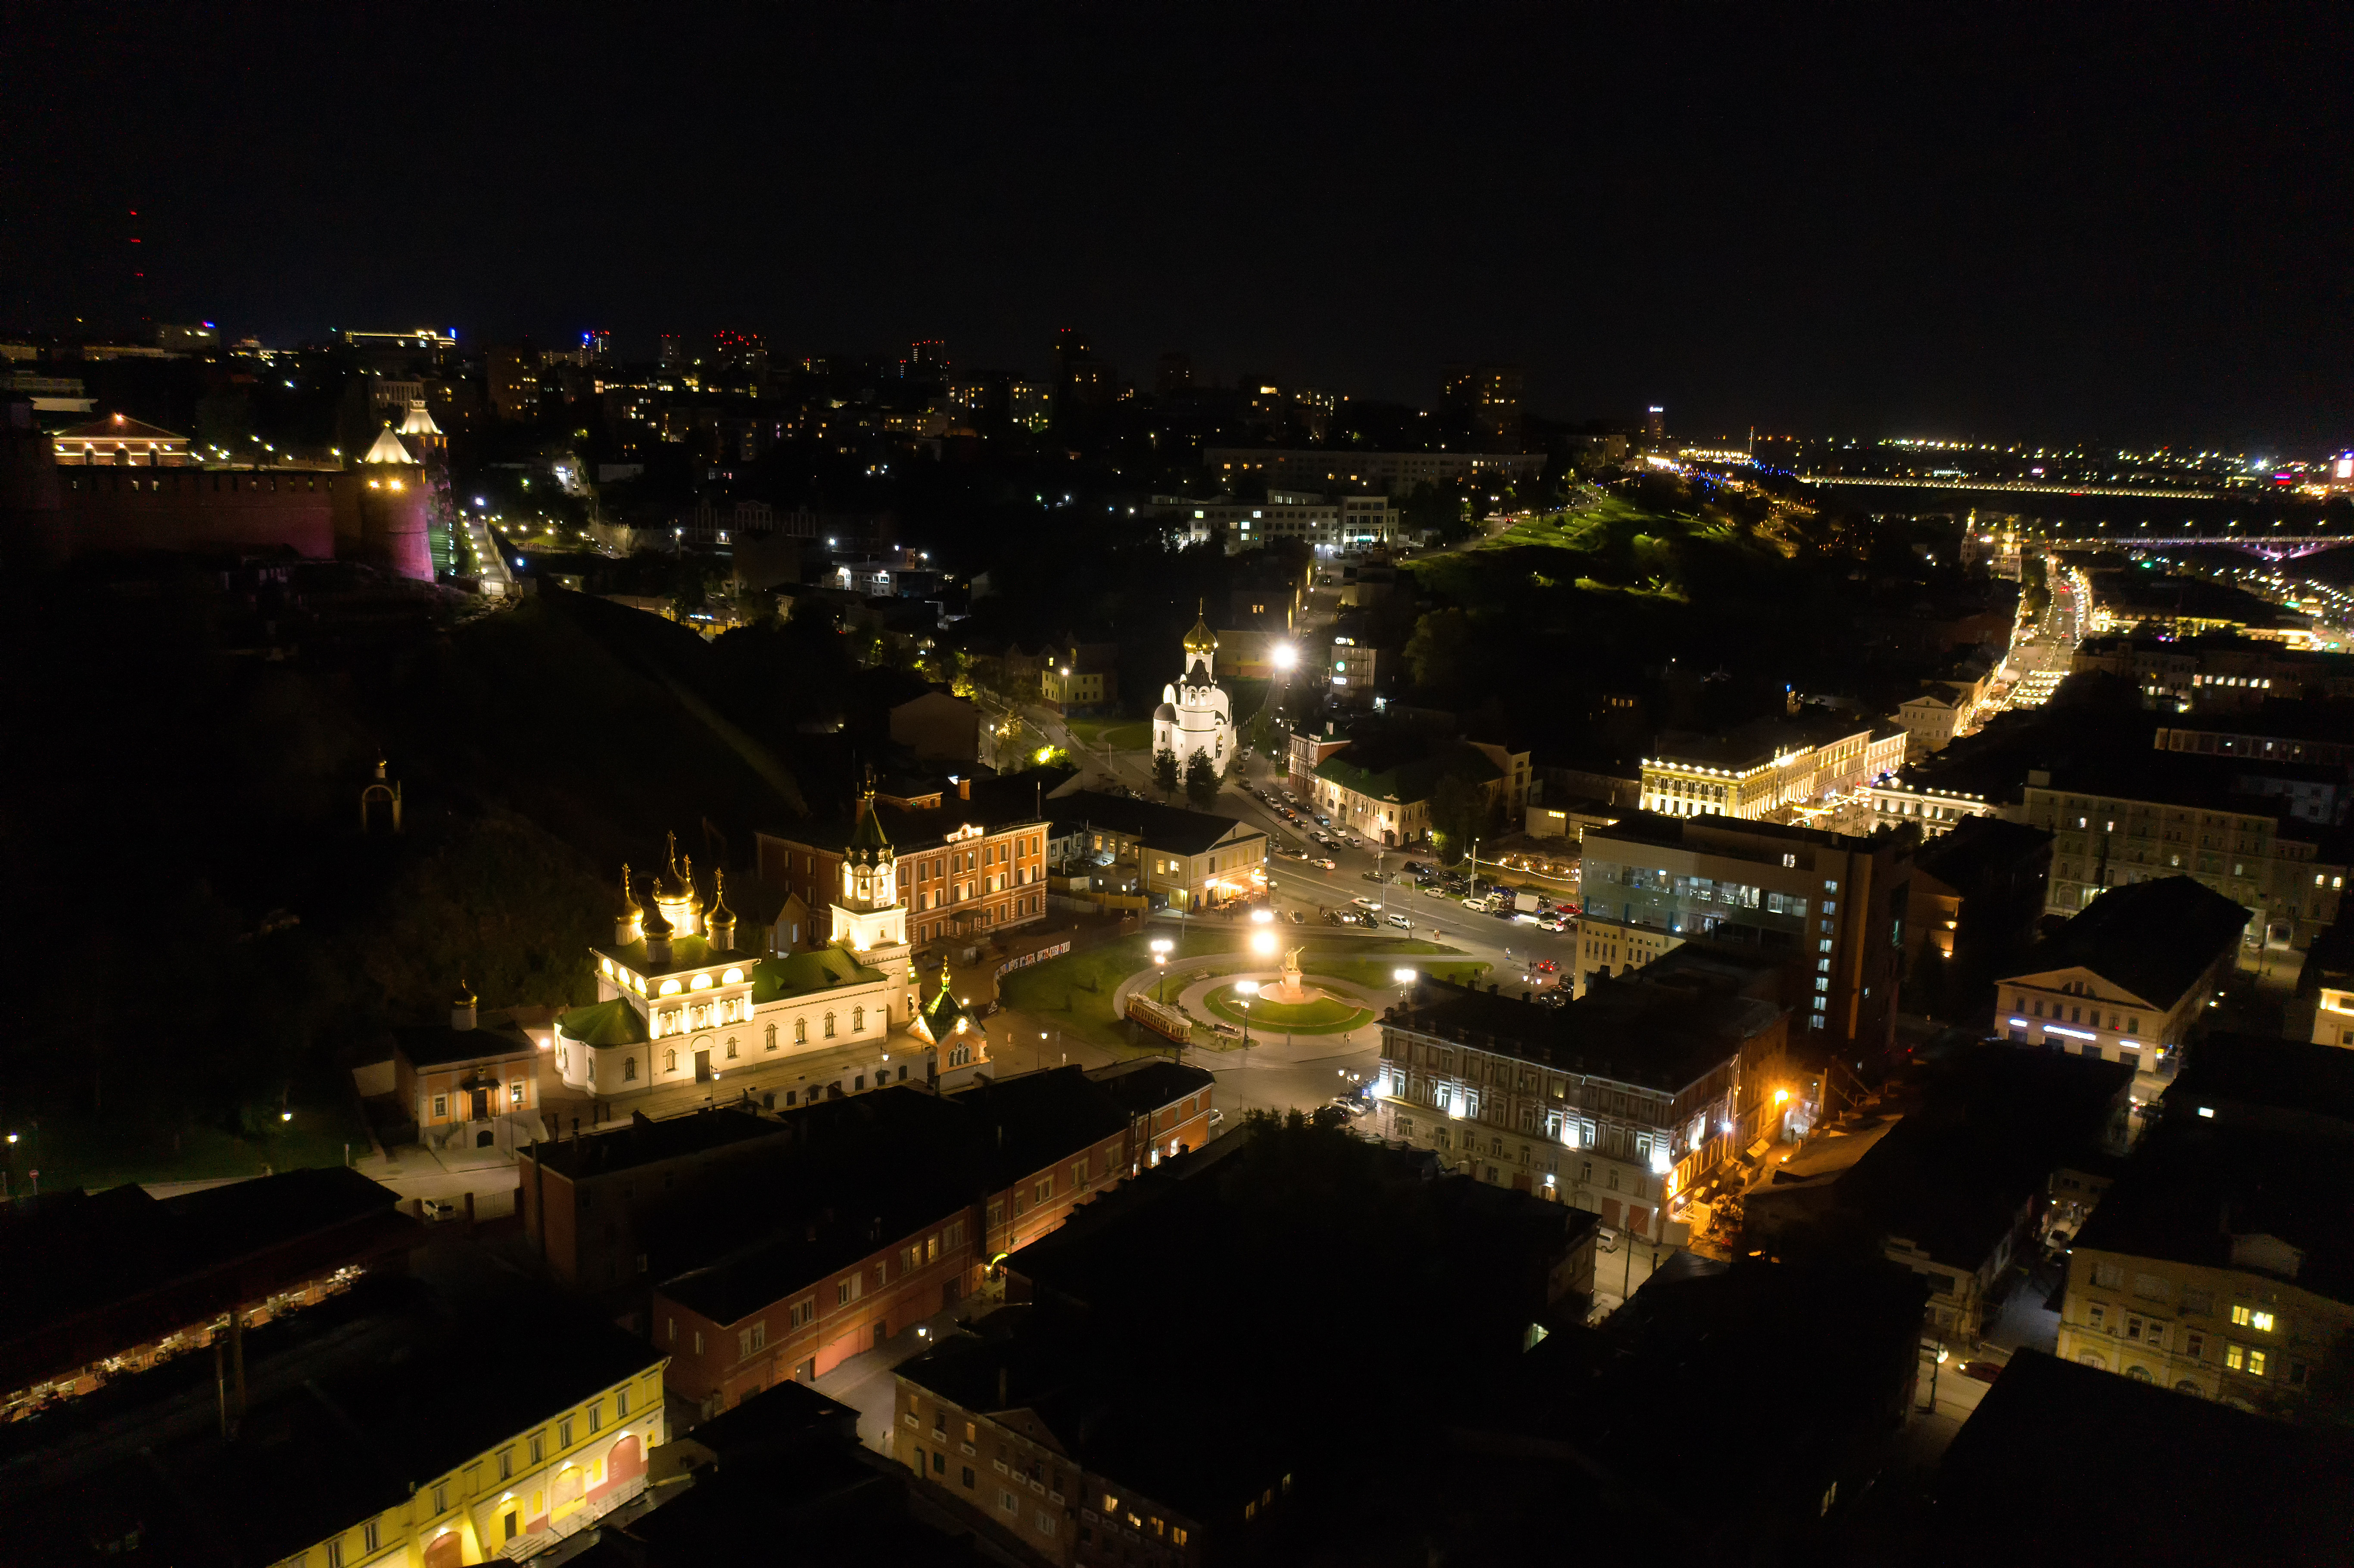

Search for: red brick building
xmin=647 ymin=1063 xmax=1214 ymax=1421
xmin=758 ymin=772 xmax=1058 ymax=952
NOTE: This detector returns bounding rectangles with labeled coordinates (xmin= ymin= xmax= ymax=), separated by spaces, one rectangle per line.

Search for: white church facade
xmin=1152 ymin=608 xmax=1235 ymax=774
xmin=552 ymin=803 xmax=990 ymax=1108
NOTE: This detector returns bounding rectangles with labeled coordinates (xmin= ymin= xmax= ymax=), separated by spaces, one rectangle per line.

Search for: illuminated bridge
xmin=1798 ymin=474 xmax=2219 ymax=501
xmin=2042 ymin=529 xmax=2354 ymax=562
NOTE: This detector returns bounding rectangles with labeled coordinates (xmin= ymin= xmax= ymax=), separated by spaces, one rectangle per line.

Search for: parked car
xmin=420 ymin=1198 xmax=460 ymax=1223
xmin=1387 ymin=913 xmax=1411 ymax=929
xmin=1288 ymin=909 xmax=1308 ymax=924
xmin=1957 ymin=1360 xmax=2005 ymax=1385
xmin=1533 ymin=958 xmax=1557 ymax=973
xmin=1211 ymin=1021 xmax=1244 ymax=1039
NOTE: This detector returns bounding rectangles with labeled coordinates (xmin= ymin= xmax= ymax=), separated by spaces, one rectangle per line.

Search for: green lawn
xmin=994 ymin=932 xmax=1486 ymax=1050
xmin=1202 ymin=984 xmax=1370 ymax=1033
xmin=13 ymin=1103 xmax=376 ymax=1194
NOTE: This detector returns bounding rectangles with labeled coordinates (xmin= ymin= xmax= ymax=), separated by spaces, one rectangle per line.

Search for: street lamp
xmin=1150 ymin=937 xmax=1173 ymax=1001
xmin=1251 ymin=930 xmax=1278 ymax=958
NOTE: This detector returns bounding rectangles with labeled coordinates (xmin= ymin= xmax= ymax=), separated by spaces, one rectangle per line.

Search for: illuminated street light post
xmin=1150 ymin=937 xmax=1174 ymax=1002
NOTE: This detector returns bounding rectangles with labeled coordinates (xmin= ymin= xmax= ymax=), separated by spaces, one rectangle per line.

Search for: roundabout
xmin=1199 ymin=980 xmax=1373 ymax=1035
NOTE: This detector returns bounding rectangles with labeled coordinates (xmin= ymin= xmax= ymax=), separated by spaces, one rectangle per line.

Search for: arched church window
xmin=726 ymin=1038 xmax=738 ymax=1059
xmin=664 ymin=1048 xmax=677 ymax=1072
xmin=852 ymin=1007 xmax=865 ymax=1033
xmin=765 ymin=1023 xmax=778 ymax=1052
xmin=825 ymin=1012 xmax=837 ymax=1039
xmin=795 ymin=1018 xmax=807 ymax=1044
xmin=623 ymin=1057 xmax=638 ymax=1082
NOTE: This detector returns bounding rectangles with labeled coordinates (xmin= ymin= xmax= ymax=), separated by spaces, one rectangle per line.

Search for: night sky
xmin=6 ymin=4 xmax=2349 ymax=448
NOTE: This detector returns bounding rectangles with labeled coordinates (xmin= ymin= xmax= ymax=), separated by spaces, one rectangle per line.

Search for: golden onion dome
xmin=707 ymin=867 xmax=737 ymax=928
xmin=616 ymin=863 xmax=642 ymax=917
xmin=1182 ymin=599 xmax=1217 ymax=654
xmin=453 ymin=977 xmax=477 ymax=1007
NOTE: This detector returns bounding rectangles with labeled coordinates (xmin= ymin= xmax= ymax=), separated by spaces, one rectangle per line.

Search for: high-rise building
xmin=658 ymin=333 xmax=684 ymax=371
xmin=905 ymin=338 xmax=947 ymax=378
xmin=1646 ymin=405 xmax=1666 ymax=445
xmin=1440 ymin=363 xmax=1524 ymax=451
xmin=1050 ymin=327 xmax=1114 ymax=431
xmin=486 ymin=343 xmax=539 ymax=423
xmin=1155 ymin=352 xmax=1193 ymax=396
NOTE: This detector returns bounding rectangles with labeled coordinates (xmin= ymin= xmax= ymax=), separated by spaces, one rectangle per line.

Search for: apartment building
xmin=1641 ymin=714 xmax=1908 ymax=821
xmin=2058 ymin=1130 xmax=2352 ymax=1409
xmin=1377 ymin=973 xmax=1790 ymax=1242
xmin=1162 ymin=492 xmax=1400 ymax=552
xmin=1202 ymin=445 xmax=1546 ymax=496
xmin=2021 ymin=759 xmax=2348 ymax=949
xmin=1994 ymin=876 xmax=2250 ymax=1074
xmin=760 ymin=775 xmax=1051 ymax=949
xmin=1576 ymin=812 xmax=1913 ymax=1052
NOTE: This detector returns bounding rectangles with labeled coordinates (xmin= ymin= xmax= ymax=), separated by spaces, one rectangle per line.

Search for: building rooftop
xmin=1386 ymin=974 xmax=1781 ymax=1092
xmin=1081 ymin=1058 xmax=1217 ymax=1119
xmin=1585 ymin=806 xmax=1894 ymax=860
xmin=391 ymin=1016 xmax=538 ymax=1069
xmin=2069 ymin=1126 xmax=2354 ymax=1304
xmin=768 ymin=766 xmax=1069 ymax=854
xmin=1934 ymin=1349 xmax=2354 ymax=1568
xmin=1912 ymin=813 xmax=2054 ymax=884
xmin=950 ymin=1064 xmax=1136 ymax=1187
xmin=2162 ymin=1032 xmax=2354 ymax=1133
xmin=1313 ymin=738 xmax=1498 ymax=805
xmin=1051 ymin=791 xmax=1258 ymax=857
xmin=1647 ymin=712 xmax=1902 ymax=774
xmin=0 ymin=1167 xmax=417 ymax=1398
xmin=524 ymin=1105 xmax=787 ymax=1181
xmin=1998 ymin=874 xmax=2251 ymax=1011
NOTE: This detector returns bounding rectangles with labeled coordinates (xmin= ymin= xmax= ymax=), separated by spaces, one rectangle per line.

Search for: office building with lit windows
xmin=2056 ymin=1129 xmax=2353 ymax=1410
xmin=1576 ymin=811 xmax=1912 ymax=1057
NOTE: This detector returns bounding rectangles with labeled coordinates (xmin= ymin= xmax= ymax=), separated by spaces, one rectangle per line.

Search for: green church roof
xmin=750 ymin=946 xmax=886 ymax=1004
xmin=554 ymin=997 xmax=649 ymax=1047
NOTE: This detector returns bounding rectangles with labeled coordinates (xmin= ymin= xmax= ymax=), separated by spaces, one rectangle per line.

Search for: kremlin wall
xmin=1 ymin=401 xmax=438 ymax=581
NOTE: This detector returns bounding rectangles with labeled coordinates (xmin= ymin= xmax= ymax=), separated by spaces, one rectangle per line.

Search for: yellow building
xmin=1641 ymin=716 xmax=1908 ymax=823
xmin=4 ymin=1247 xmax=672 ymax=1568
xmin=2055 ymin=1134 xmax=2348 ymax=1412
xmin=282 ymin=1358 xmax=669 ymax=1565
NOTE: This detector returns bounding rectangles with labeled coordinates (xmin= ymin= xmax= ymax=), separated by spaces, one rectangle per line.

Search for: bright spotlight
xmin=1251 ymin=931 xmax=1278 ymax=956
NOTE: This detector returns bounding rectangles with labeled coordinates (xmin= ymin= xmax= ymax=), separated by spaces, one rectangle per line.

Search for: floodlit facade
xmin=1151 ymin=610 xmax=1234 ymax=773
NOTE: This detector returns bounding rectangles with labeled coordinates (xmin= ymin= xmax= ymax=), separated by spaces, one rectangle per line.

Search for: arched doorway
xmin=595 ymin=1433 xmax=644 ymax=1501
xmin=423 ymin=1528 xmax=464 ymax=1568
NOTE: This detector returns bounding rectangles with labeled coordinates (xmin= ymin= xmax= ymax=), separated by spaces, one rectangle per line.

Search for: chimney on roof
xmin=960 ymin=778 xmax=972 ymax=800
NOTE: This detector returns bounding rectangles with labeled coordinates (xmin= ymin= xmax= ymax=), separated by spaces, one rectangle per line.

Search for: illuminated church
xmin=553 ymin=794 xmax=989 ymax=1106
xmin=1151 ymin=606 xmax=1234 ymax=773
